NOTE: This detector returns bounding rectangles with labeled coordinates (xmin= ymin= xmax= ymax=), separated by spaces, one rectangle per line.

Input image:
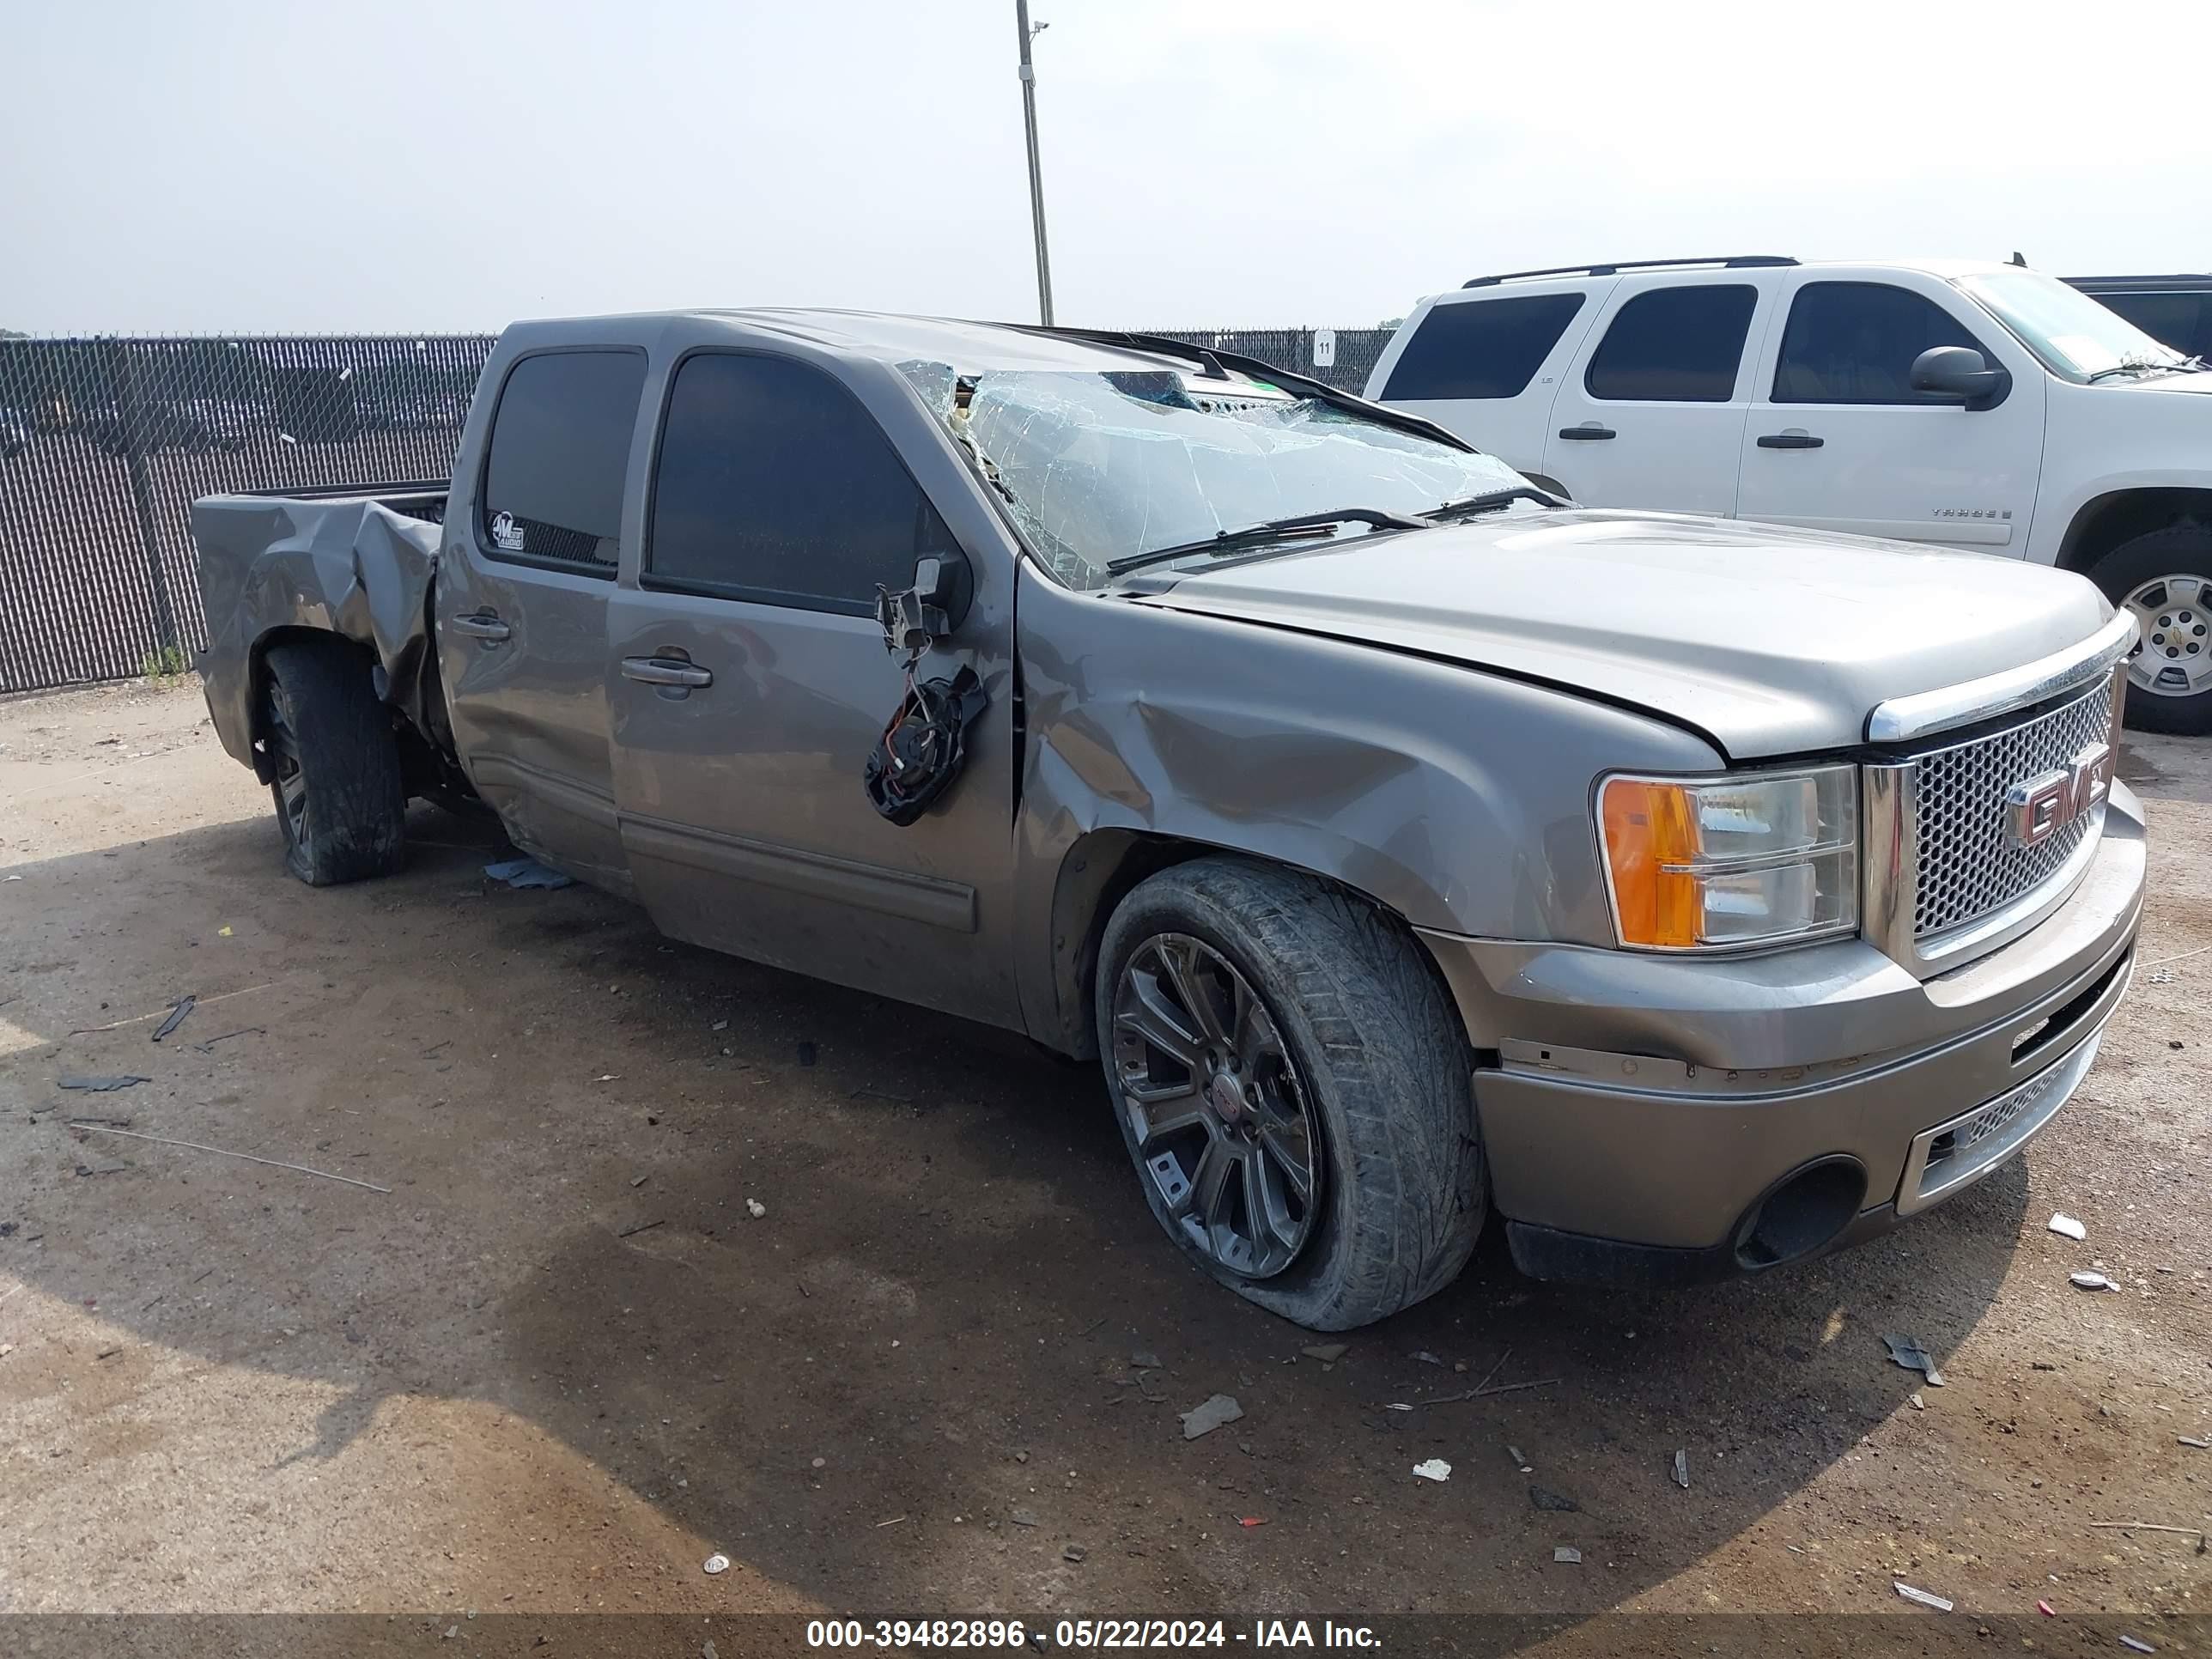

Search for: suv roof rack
xmin=1463 ymin=255 xmax=1797 ymax=289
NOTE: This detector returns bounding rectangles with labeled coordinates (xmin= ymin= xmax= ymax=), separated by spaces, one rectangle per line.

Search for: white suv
xmin=1367 ymin=256 xmax=2212 ymax=732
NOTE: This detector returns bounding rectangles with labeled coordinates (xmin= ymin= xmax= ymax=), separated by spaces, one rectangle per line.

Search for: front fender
xmin=1006 ymin=568 xmax=1723 ymax=1048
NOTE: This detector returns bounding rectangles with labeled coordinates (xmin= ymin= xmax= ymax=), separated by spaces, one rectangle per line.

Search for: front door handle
xmin=621 ymin=656 xmax=714 ymax=690
xmin=1757 ymin=431 xmax=1826 ymax=449
xmin=1557 ymin=425 xmax=1616 ymax=441
xmin=449 ymin=612 xmax=511 ymax=641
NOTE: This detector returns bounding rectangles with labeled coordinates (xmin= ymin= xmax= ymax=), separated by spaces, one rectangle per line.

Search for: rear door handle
xmin=1757 ymin=432 xmax=1825 ymax=449
xmin=620 ymin=656 xmax=714 ymax=690
xmin=449 ymin=612 xmax=511 ymax=641
xmin=1557 ymin=425 xmax=1615 ymax=441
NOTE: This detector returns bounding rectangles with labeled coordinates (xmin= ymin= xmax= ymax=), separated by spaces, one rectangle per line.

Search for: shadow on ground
xmin=0 ymin=808 xmax=2029 ymax=1615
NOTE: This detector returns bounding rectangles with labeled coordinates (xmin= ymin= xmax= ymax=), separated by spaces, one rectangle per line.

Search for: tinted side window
xmin=479 ymin=349 xmax=647 ymax=571
xmin=1382 ymin=293 xmax=1586 ymax=401
xmin=1584 ymin=285 xmax=1758 ymax=403
xmin=2094 ymin=291 xmax=2212 ymax=359
xmin=647 ymin=353 xmax=956 ymax=615
xmin=1773 ymin=283 xmax=1987 ymax=404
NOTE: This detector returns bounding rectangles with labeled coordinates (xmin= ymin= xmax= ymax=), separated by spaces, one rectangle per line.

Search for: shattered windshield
xmin=898 ymin=362 xmax=1531 ymax=590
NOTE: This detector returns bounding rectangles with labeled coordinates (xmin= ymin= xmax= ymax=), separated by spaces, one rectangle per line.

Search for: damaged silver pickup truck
xmin=192 ymin=311 xmax=2144 ymax=1330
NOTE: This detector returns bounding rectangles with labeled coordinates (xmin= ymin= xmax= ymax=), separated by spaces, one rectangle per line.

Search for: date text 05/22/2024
xmin=805 ymin=1620 xmax=1382 ymax=1650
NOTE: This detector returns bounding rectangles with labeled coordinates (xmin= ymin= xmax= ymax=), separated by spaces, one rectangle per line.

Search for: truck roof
xmin=1455 ymin=255 xmax=2026 ymax=289
xmin=503 ymin=308 xmax=1207 ymax=375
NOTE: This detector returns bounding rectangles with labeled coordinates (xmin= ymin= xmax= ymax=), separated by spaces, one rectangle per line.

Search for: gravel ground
xmin=0 ymin=678 xmax=2206 ymax=1634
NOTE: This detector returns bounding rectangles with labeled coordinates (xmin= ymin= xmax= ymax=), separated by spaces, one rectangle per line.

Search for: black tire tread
xmin=266 ymin=640 xmax=407 ymax=886
xmin=1097 ymin=856 xmax=1484 ymax=1330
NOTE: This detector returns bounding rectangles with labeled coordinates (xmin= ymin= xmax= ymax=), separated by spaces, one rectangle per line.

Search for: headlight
xmin=1598 ymin=765 xmax=1857 ymax=951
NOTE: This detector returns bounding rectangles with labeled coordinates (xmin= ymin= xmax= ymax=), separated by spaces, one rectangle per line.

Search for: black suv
xmin=2069 ymin=274 xmax=2212 ymax=358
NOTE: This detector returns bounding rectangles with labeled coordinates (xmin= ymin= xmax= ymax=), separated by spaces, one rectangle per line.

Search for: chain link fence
xmin=0 ymin=324 xmax=1395 ymax=696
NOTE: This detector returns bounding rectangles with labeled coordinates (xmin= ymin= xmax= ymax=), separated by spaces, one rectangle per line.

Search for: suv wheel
xmin=2087 ymin=524 xmax=2212 ymax=734
xmin=1095 ymin=857 xmax=1485 ymax=1330
xmin=264 ymin=641 xmax=408 ymax=886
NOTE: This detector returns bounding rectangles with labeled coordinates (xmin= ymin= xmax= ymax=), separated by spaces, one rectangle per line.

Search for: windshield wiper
xmin=2088 ymin=357 xmax=2194 ymax=383
xmin=1103 ymin=507 xmax=1431 ymax=576
xmin=1426 ymin=483 xmax=1570 ymax=520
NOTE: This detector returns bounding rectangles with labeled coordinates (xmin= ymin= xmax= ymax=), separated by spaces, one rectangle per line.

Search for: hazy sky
xmin=7 ymin=0 xmax=2209 ymax=334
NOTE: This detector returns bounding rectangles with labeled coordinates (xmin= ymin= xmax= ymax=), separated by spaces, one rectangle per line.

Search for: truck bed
xmin=191 ymin=481 xmax=450 ymax=778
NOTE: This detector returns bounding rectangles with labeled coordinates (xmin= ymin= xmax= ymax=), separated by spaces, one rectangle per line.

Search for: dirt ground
xmin=1 ymin=678 xmax=2207 ymax=1638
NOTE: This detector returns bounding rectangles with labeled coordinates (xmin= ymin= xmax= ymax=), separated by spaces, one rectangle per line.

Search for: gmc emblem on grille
xmin=2004 ymin=743 xmax=2114 ymax=848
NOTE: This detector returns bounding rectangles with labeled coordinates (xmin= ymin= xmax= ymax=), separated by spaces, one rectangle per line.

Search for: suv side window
xmin=1584 ymin=284 xmax=1758 ymax=403
xmin=1381 ymin=293 xmax=1585 ymax=401
xmin=647 ymin=352 xmax=957 ymax=616
xmin=479 ymin=349 xmax=647 ymax=572
xmin=1772 ymin=283 xmax=1990 ymax=404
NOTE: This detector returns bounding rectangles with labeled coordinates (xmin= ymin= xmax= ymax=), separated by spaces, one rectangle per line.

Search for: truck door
xmin=1540 ymin=276 xmax=1769 ymax=516
xmin=437 ymin=346 xmax=647 ymax=891
xmin=1736 ymin=274 xmax=2045 ymax=549
xmin=604 ymin=349 xmax=1021 ymax=1028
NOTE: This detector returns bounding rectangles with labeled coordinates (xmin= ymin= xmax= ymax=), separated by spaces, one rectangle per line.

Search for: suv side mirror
xmin=1911 ymin=346 xmax=2011 ymax=410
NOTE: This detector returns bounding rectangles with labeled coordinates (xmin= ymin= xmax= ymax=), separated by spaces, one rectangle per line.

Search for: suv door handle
xmin=1757 ymin=432 xmax=1825 ymax=449
xmin=449 ymin=612 xmax=512 ymax=641
xmin=1557 ymin=425 xmax=1615 ymax=441
xmin=620 ymin=656 xmax=714 ymax=690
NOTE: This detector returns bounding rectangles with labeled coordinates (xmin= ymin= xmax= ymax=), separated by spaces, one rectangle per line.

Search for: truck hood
xmin=1127 ymin=508 xmax=2113 ymax=758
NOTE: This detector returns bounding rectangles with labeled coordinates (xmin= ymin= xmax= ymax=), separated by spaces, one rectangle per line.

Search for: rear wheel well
xmin=246 ymin=630 xmax=375 ymax=784
xmin=2057 ymin=488 xmax=2212 ymax=574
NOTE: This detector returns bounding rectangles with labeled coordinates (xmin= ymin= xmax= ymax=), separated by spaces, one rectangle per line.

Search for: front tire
xmin=1095 ymin=857 xmax=1485 ymax=1331
xmin=2086 ymin=525 xmax=2212 ymax=734
xmin=264 ymin=641 xmax=407 ymax=886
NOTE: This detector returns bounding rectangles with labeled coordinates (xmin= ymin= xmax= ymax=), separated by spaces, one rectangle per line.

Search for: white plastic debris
xmin=2069 ymin=1271 xmax=2118 ymax=1291
xmin=2179 ymin=1436 xmax=2209 ymax=1449
xmin=1411 ymin=1459 xmax=1451 ymax=1482
xmin=703 ymin=1553 xmax=731 ymax=1576
xmin=1910 ymin=1392 xmax=1925 ymax=1410
xmin=1882 ymin=1332 xmax=1948 ymax=1386
xmin=1179 ymin=1394 xmax=1243 ymax=1440
xmin=1553 ymin=1546 xmax=1582 ymax=1564
xmin=2120 ymin=1638 xmax=2156 ymax=1655
xmin=745 ymin=1199 xmax=766 ymax=1218
xmin=1672 ymin=1449 xmax=1689 ymax=1489
xmin=2048 ymin=1212 xmax=2087 ymax=1241
xmin=1893 ymin=1581 xmax=1953 ymax=1613
xmin=1384 ymin=1402 xmax=1415 ymax=1412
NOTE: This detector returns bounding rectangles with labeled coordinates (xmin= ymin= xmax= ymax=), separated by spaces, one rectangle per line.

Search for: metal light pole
xmin=1014 ymin=0 xmax=1055 ymax=325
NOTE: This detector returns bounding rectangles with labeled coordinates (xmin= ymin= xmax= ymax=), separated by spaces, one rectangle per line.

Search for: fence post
xmin=101 ymin=337 xmax=180 ymax=658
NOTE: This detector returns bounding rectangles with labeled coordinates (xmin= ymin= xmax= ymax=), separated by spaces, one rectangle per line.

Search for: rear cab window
xmin=479 ymin=349 xmax=649 ymax=572
xmin=1382 ymin=293 xmax=1586 ymax=400
xmin=1585 ymin=285 xmax=1758 ymax=402
xmin=646 ymin=352 xmax=957 ymax=616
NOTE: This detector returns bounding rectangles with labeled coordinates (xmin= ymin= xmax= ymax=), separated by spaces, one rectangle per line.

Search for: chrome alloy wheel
xmin=2125 ymin=573 xmax=2212 ymax=698
xmin=1110 ymin=933 xmax=1321 ymax=1279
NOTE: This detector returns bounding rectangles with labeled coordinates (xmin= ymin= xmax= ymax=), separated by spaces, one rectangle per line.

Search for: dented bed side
xmin=191 ymin=490 xmax=446 ymax=778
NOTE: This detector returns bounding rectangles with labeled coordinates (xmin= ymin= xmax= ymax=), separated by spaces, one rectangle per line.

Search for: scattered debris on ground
xmin=2070 ymin=1271 xmax=2119 ymax=1291
xmin=1131 ymin=1351 xmax=1162 ymax=1370
xmin=1301 ymin=1343 xmax=1346 ymax=1363
xmin=1061 ymin=1545 xmax=1086 ymax=1564
xmin=1553 ymin=1547 xmax=1581 ymax=1565
xmin=66 ymin=1123 xmax=391 ymax=1194
xmin=744 ymin=1199 xmax=766 ymax=1218
xmin=483 ymin=857 xmax=574 ymax=890
xmin=1179 ymin=1395 xmax=1243 ymax=1440
xmin=1882 ymin=1333 xmax=1948 ymax=1385
xmin=1672 ymin=1449 xmax=1689 ymax=1489
xmin=149 ymin=995 xmax=195 ymax=1042
xmin=1529 ymin=1485 xmax=1580 ymax=1512
xmin=2048 ymin=1212 xmax=2087 ymax=1241
xmin=1892 ymin=1581 xmax=1953 ymax=1613
xmin=2121 ymin=1638 xmax=2156 ymax=1655
xmin=702 ymin=1553 xmax=730 ymax=1576
xmin=1411 ymin=1459 xmax=1450 ymax=1483
xmin=55 ymin=1075 xmax=147 ymax=1092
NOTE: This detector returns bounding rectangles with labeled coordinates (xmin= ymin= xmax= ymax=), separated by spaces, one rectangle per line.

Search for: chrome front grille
xmin=1863 ymin=665 xmax=2125 ymax=975
xmin=1910 ymin=682 xmax=2119 ymax=939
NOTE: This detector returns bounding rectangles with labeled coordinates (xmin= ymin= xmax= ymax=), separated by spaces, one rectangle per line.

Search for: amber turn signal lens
xmin=1600 ymin=777 xmax=1701 ymax=948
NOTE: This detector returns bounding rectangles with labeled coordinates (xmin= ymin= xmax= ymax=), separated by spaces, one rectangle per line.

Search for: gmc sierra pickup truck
xmin=193 ymin=310 xmax=2145 ymax=1330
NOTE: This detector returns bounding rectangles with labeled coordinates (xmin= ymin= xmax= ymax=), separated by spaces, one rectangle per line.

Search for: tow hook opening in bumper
xmin=1731 ymin=1154 xmax=1868 ymax=1272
